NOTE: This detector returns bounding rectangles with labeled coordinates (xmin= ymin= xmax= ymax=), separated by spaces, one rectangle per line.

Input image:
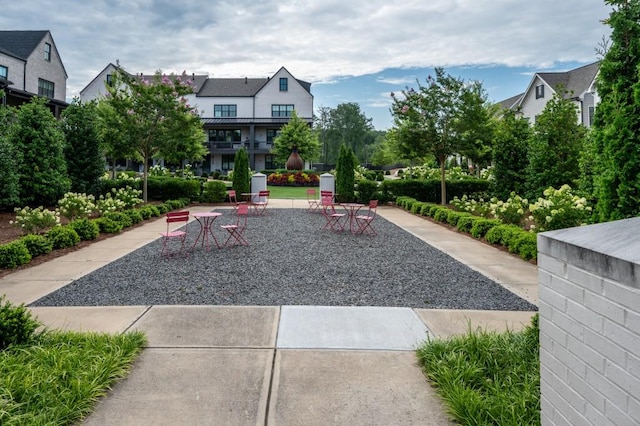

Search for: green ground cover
xmin=0 ymin=330 xmax=146 ymax=425
xmin=417 ymin=315 xmax=540 ymax=425
xmin=266 ymin=185 xmax=311 ymax=199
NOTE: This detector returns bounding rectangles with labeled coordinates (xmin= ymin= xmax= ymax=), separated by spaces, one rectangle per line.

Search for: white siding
xmin=192 ymin=96 xmax=255 ymax=118
xmin=80 ymin=64 xmax=118 ymax=102
xmin=519 ymin=76 xmax=549 ymax=125
xmin=254 ymin=68 xmax=313 ymax=119
xmin=0 ymin=53 xmax=26 ymax=90
xmin=24 ymin=32 xmax=66 ymax=101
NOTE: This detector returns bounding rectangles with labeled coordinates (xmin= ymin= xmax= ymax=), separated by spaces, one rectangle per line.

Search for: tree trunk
xmin=143 ymin=154 xmax=149 ymax=203
xmin=440 ymin=156 xmax=447 ymax=205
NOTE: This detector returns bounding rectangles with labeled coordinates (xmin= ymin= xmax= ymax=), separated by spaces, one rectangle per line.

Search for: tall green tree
xmin=525 ymin=89 xmax=586 ymax=199
xmin=232 ymin=148 xmax=250 ymax=195
xmin=272 ymin=110 xmax=320 ymax=166
xmin=492 ymin=109 xmax=531 ymax=200
xmin=335 ymin=144 xmax=356 ymax=202
xmin=8 ymin=97 xmax=70 ymax=206
xmin=0 ymin=104 xmax=19 ymax=208
xmin=390 ymin=68 xmax=488 ymax=204
xmin=592 ymin=0 xmax=640 ymax=220
xmin=98 ymin=69 xmax=206 ymax=201
xmin=324 ymin=103 xmax=373 ymax=164
xmin=62 ymin=98 xmax=105 ymax=195
xmin=314 ymin=105 xmax=331 ymax=163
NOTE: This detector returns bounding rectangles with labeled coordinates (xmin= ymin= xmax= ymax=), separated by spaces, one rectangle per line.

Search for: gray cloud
xmin=0 ymin=0 xmax=610 ymax=100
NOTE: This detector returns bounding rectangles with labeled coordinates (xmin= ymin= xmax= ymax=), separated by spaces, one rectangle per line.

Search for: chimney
xmin=192 ymin=73 xmax=195 ymax=80
xmin=245 ymin=77 xmax=248 ymax=84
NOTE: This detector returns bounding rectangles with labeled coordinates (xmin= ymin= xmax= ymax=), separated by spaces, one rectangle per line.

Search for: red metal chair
xmin=227 ymin=189 xmax=245 ymax=214
xmin=221 ymin=204 xmax=249 ymax=246
xmin=160 ymin=211 xmax=190 ymax=257
xmin=252 ymin=190 xmax=270 ymax=215
xmin=306 ymin=188 xmax=319 ymax=213
xmin=355 ymin=200 xmax=379 ymax=236
xmin=320 ymin=195 xmax=345 ymax=232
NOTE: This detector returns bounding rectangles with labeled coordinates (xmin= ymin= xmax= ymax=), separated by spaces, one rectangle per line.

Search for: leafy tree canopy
xmin=272 ymin=110 xmax=320 ymax=165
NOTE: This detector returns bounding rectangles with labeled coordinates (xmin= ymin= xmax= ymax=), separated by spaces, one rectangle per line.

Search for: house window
xmin=214 ymin=104 xmax=237 ymax=117
xmin=588 ymin=107 xmax=595 ymax=126
xmin=535 ymin=84 xmax=545 ymax=99
xmin=44 ymin=43 xmax=51 ymax=61
xmin=266 ymin=129 xmax=280 ymax=142
xmin=0 ymin=65 xmax=7 ymax=83
xmin=106 ymin=74 xmax=113 ymax=86
xmin=271 ymin=104 xmax=294 ymax=117
xmin=38 ymin=78 xmax=55 ymax=98
xmin=221 ymin=155 xmax=235 ymax=171
xmin=279 ymin=78 xmax=288 ymax=91
xmin=265 ymin=154 xmax=278 ymax=170
xmin=208 ymin=129 xmax=241 ymax=142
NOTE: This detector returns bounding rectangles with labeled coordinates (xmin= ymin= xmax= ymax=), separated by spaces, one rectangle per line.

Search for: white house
xmin=0 ymin=30 xmax=68 ymax=117
xmin=80 ymin=65 xmax=314 ymax=172
xmin=501 ymin=61 xmax=600 ymax=127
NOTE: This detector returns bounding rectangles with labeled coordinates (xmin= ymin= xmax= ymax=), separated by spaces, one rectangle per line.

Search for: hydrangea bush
xmin=10 ymin=206 xmax=60 ymax=235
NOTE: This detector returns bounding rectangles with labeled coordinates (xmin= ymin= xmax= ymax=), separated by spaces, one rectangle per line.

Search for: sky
xmin=2 ymin=0 xmax=612 ymax=130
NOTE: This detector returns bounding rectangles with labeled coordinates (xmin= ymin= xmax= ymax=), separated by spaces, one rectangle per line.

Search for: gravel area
xmin=31 ymin=209 xmax=537 ymax=310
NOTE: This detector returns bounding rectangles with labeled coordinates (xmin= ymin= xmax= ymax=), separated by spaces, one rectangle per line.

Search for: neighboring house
xmin=500 ymin=61 xmax=600 ymax=127
xmin=80 ymin=65 xmax=314 ymax=173
xmin=0 ymin=30 xmax=68 ymax=117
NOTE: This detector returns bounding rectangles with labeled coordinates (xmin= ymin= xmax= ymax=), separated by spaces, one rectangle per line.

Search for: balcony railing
xmin=207 ymin=141 xmax=273 ymax=151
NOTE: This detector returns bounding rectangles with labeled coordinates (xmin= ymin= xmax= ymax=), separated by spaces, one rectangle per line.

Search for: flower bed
xmin=267 ymin=171 xmax=319 ymax=187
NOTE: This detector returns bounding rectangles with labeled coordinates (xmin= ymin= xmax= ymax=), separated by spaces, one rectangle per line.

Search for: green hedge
xmin=380 ymin=179 xmax=490 ymax=204
xmin=147 ymin=177 xmax=201 ymax=201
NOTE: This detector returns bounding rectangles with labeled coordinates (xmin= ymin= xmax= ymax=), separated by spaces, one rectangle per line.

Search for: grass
xmin=266 ymin=185 xmax=314 ymax=199
xmin=0 ymin=330 xmax=146 ymax=425
xmin=416 ymin=315 xmax=540 ymax=425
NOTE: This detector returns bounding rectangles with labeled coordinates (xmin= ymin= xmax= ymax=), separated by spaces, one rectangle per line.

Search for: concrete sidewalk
xmin=0 ymin=200 xmax=538 ymax=425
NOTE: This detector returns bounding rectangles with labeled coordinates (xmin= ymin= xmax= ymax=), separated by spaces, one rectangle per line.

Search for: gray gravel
xmin=31 ymin=209 xmax=537 ymax=310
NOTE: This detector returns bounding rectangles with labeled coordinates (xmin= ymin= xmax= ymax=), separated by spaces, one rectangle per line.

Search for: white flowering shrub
xmin=95 ymin=186 xmax=142 ymax=215
xmin=57 ymin=192 xmax=96 ymax=220
xmin=489 ymin=192 xmax=529 ymax=225
xmin=149 ymin=164 xmax=171 ymax=177
xmin=10 ymin=206 xmax=60 ymax=235
xmin=529 ymin=185 xmax=592 ymax=232
xmin=451 ymin=195 xmax=492 ymax=217
xmin=116 ymin=172 xmax=141 ymax=183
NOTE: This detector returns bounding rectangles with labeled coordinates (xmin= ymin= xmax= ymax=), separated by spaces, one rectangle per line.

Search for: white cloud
xmin=0 ymin=0 xmax=611 ymax=129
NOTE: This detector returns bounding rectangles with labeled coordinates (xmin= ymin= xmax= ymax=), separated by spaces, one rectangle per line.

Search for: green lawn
xmin=266 ymin=186 xmax=314 ymax=199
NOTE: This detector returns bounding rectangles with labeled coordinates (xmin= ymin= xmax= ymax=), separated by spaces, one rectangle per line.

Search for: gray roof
xmin=538 ymin=61 xmax=600 ymax=98
xmin=0 ymin=30 xmax=48 ymax=60
xmin=497 ymin=93 xmax=524 ymax=110
xmin=197 ymin=76 xmax=312 ymax=97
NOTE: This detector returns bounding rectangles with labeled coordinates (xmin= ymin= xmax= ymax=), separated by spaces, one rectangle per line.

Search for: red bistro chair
xmin=227 ymin=189 xmax=245 ymax=214
xmin=320 ymin=195 xmax=345 ymax=232
xmin=252 ymin=190 xmax=270 ymax=215
xmin=160 ymin=211 xmax=190 ymax=257
xmin=306 ymin=188 xmax=320 ymax=213
xmin=221 ymin=204 xmax=249 ymax=247
xmin=355 ymin=200 xmax=379 ymax=236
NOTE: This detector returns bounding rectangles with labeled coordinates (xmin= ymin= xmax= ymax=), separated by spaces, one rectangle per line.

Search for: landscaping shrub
xmin=382 ymin=178 xmax=490 ymax=203
xmin=512 ymin=232 xmax=538 ymax=260
xmin=103 ymin=212 xmax=133 ymax=229
xmin=123 ymin=209 xmax=143 ymax=225
xmin=411 ymin=202 xmax=428 ymax=215
xmin=19 ymin=234 xmax=53 ymax=257
xmin=356 ymin=179 xmax=379 ymax=203
xmin=456 ymin=215 xmax=482 ymax=233
xmin=434 ymin=208 xmax=450 ymax=223
xmin=147 ymin=177 xmax=200 ymax=201
xmin=447 ymin=210 xmax=471 ymax=227
xmin=420 ymin=203 xmax=436 ymax=216
xmin=470 ymin=219 xmax=503 ymax=239
xmin=93 ymin=217 xmax=124 ymax=234
xmin=428 ymin=205 xmax=446 ymax=217
xmin=201 ymin=180 xmax=228 ymax=203
xmin=46 ymin=226 xmax=81 ymax=249
xmin=139 ymin=205 xmax=160 ymax=219
xmin=69 ymin=218 xmax=100 ymax=241
xmin=485 ymin=224 xmax=523 ymax=246
xmin=0 ymin=295 xmax=41 ymax=350
xmin=156 ymin=204 xmax=170 ymax=214
xmin=0 ymin=241 xmax=31 ymax=269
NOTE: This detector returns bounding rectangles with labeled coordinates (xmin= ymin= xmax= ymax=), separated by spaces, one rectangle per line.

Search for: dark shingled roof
xmin=197 ymin=76 xmax=312 ymax=97
xmin=498 ymin=93 xmax=524 ymax=110
xmin=538 ymin=61 xmax=600 ymax=98
xmin=0 ymin=30 xmax=48 ymax=60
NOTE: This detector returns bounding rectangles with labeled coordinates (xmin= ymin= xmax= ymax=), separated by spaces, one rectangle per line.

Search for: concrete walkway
xmin=0 ymin=200 xmax=538 ymax=425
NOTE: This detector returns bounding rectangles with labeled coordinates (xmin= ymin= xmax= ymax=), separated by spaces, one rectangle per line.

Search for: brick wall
xmin=538 ymin=218 xmax=640 ymax=425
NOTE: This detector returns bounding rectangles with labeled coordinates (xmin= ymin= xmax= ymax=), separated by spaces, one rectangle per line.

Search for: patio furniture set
xmin=307 ymin=189 xmax=378 ymax=236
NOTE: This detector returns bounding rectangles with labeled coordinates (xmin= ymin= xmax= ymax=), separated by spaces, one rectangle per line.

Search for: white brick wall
xmin=538 ymin=219 xmax=640 ymax=426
